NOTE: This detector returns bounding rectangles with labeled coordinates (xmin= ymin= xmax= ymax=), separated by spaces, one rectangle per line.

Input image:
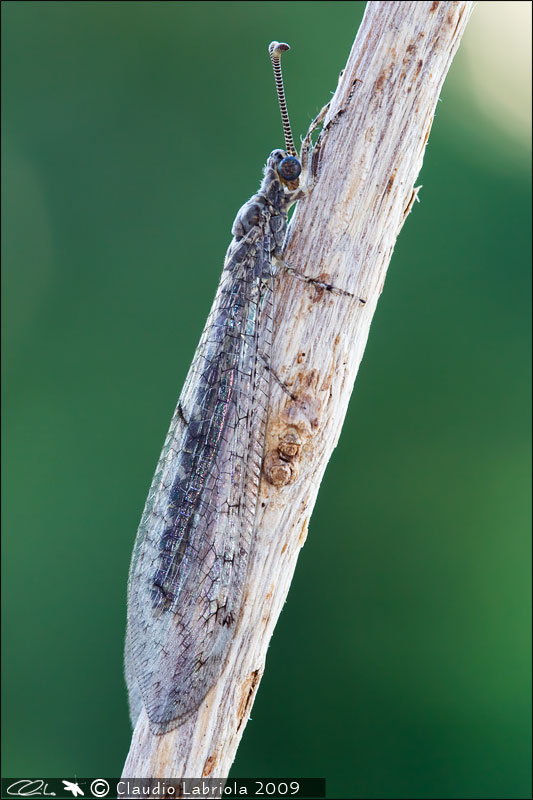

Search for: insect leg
xmin=276 ymin=258 xmax=366 ymax=304
xmin=300 ymin=102 xmax=331 ymax=178
xmin=259 ymin=352 xmax=297 ymax=401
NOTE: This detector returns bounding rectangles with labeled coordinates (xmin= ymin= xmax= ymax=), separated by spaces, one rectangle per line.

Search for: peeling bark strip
xmin=122 ymin=1 xmax=474 ymax=782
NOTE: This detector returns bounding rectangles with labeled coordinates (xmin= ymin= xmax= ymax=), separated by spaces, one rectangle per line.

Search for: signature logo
xmin=6 ymin=780 xmax=56 ymax=797
xmin=5 ymin=778 xmax=110 ymax=798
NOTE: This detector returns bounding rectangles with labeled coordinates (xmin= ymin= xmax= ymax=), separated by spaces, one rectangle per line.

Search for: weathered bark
xmin=122 ymin=0 xmax=474 ymax=784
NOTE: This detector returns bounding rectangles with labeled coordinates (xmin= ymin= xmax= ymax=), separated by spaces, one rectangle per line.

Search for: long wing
xmin=126 ymin=225 xmax=273 ymax=733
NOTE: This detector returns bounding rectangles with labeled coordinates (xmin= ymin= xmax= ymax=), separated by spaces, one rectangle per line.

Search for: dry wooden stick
xmin=122 ymin=0 xmax=474 ymax=784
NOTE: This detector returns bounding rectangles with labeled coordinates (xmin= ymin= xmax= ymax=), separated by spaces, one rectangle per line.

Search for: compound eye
xmin=278 ymin=156 xmax=301 ymax=182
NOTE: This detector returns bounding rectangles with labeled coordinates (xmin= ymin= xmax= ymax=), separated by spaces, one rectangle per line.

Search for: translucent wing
xmin=126 ymin=224 xmax=273 ymax=733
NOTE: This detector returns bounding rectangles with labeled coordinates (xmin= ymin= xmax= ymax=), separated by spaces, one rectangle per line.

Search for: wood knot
xmin=263 ymin=451 xmax=299 ymax=486
xmin=278 ymin=430 xmax=301 ymax=461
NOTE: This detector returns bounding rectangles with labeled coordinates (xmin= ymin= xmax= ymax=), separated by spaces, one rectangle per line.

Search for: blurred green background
xmin=2 ymin=2 xmax=531 ymax=798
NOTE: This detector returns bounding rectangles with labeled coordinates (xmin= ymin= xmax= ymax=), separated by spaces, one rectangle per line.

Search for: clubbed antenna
xmin=269 ymin=41 xmax=297 ymax=157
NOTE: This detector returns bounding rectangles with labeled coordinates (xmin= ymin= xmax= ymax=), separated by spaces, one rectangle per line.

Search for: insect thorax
xmin=227 ymin=149 xmax=301 ymax=270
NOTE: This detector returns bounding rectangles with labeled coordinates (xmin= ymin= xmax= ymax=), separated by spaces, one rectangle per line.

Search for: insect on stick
xmin=125 ymin=41 xmax=335 ymax=734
